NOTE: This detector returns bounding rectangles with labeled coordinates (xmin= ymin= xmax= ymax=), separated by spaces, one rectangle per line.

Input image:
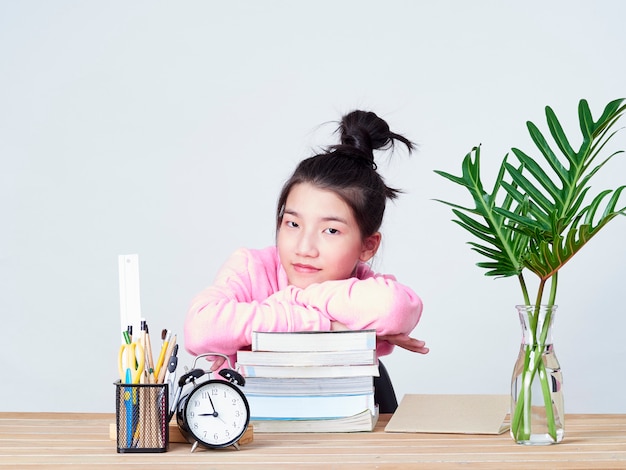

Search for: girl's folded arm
xmin=185 ymin=284 xmax=331 ymax=357
xmin=301 ymin=275 xmax=423 ymax=336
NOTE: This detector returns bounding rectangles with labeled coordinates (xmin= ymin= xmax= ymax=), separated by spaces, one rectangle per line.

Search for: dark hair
xmin=276 ymin=110 xmax=415 ymax=238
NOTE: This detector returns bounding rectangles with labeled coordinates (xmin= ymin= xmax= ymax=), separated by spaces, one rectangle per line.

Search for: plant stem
xmin=511 ymin=296 xmax=558 ymax=442
xmin=548 ymin=272 xmax=558 ymax=306
xmin=530 ymin=281 xmax=546 ymax=339
xmin=518 ymin=273 xmax=531 ymax=306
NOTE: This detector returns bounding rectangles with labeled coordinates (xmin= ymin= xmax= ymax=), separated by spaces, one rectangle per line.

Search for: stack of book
xmin=236 ymin=329 xmax=380 ymax=433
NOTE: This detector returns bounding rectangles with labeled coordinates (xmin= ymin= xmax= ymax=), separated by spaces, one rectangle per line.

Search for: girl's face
xmin=277 ymin=182 xmax=380 ymax=289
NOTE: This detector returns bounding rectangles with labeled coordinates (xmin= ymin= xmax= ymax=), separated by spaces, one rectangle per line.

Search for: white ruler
xmin=118 ymin=254 xmax=142 ymax=343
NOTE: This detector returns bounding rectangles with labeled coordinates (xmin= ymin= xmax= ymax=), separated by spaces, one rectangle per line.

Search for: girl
xmin=185 ymin=110 xmax=428 ymax=410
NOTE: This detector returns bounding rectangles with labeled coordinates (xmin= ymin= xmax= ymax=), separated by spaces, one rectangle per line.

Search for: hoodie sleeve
xmin=297 ymin=268 xmax=423 ymax=356
xmin=184 ymin=248 xmax=331 ymax=357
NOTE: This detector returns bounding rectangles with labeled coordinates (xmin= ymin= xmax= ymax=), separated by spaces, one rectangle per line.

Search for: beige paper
xmin=385 ymin=394 xmax=510 ymax=435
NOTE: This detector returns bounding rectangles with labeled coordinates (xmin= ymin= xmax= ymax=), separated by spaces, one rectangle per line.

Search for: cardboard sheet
xmin=385 ymin=394 xmax=510 ymax=435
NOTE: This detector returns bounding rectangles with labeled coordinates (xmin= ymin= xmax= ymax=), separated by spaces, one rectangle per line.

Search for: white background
xmin=1 ymin=1 xmax=625 ymax=413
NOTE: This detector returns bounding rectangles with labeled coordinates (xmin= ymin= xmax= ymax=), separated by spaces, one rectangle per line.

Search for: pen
xmin=124 ymin=369 xmax=133 ymax=447
xmin=153 ymin=330 xmax=171 ymax=381
xmin=157 ymin=334 xmax=176 ymax=384
xmin=122 ymin=330 xmax=131 ymax=345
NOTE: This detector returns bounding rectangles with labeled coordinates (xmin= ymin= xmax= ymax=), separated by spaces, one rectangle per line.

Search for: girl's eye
xmin=324 ymin=228 xmax=339 ymax=235
xmin=285 ymin=221 xmax=299 ymax=228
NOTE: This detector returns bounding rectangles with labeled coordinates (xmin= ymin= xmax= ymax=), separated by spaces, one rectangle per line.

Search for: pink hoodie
xmin=185 ymin=246 xmax=423 ymax=367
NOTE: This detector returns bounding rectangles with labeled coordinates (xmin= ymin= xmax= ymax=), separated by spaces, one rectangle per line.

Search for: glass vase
xmin=510 ymin=305 xmax=564 ymax=445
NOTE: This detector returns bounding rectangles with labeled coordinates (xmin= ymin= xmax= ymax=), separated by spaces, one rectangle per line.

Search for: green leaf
xmin=546 ymin=106 xmax=576 ymax=162
xmin=504 ymin=163 xmax=556 ymax=215
xmin=602 ymin=186 xmax=626 ymax=218
xmin=511 ymin=148 xmax=566 ymax=205
xmin=435 ymin=98 xmax=626 ymax=298
xmin=434 ymin=146 xmax=526 ymax=279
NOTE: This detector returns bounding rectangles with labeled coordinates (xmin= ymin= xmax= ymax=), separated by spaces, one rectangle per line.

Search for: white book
xmin=251 ymin=329 xmax=376 ymax=352
xmin=239 ymin=363 xmax=380 ymax=378
xmin=237 ymin=349 xmax=377 ymax=367
xmin=246 ymin=392 xmax=376 ymax=419
xmin=243 ymin=376 xmax=374 ymax=396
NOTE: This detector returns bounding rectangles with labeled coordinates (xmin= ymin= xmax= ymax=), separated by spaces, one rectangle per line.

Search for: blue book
xmin=245 ymin=392 xmax=376 ymax=420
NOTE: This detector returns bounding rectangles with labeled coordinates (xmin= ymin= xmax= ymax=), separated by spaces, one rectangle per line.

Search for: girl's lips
xmin=292 ymin=263 xmax=321 ymax=274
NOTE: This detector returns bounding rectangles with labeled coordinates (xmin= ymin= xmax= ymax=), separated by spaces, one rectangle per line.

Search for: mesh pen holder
xmin=114 ymin=382 xmax=169 ymax=453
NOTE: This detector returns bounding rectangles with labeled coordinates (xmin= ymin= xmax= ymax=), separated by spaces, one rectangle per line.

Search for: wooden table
xmin=1 ymin=412 xmax=625 ymax=469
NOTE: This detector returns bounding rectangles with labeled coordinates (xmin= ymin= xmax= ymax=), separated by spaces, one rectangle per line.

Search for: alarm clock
xmin=174 ymin=354 xmax=250 ymax=451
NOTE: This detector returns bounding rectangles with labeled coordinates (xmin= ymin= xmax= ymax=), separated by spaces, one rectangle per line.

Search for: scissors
xmin=118 ymin=342 xmax=145 ymax=384
xmin=117 ymin=342 xmax=144 ymax=448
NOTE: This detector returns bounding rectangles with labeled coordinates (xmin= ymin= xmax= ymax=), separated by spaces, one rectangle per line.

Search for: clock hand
xmin=197 ymin=405 xmax=229 ymax=426
xmin=207 ymin=394 xmax=219 ymax=416
xmin=196 ymin=393 xmax=221 ymax=418
xmin=197 ymin=411 xmax=227 ymax=425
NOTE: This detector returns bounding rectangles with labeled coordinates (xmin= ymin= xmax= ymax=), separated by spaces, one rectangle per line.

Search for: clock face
xmin=183 ymin=380 xmax=250 ymax=448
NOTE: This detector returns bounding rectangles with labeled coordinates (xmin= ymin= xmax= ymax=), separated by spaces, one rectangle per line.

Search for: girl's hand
xmin=330 ymin=321 xmax=350 ymax=331
xmin=378 ymin=333 xmax=429 ymax=354
xmin=331 ymin=322 xmax=429 ymax=354
xmin=205 ymin=355 xmax=227 ymax=371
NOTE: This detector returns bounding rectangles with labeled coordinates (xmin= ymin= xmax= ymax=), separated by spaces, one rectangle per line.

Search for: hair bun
xmin=337 ymin=110 xmax=414 ymax=165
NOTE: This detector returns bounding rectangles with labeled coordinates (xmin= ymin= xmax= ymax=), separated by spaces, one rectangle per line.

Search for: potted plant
xmin=435 ymin=98 xmax=626 ymax=444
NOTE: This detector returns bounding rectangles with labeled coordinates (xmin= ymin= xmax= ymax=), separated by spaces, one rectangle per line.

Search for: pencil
xmin=144 ymin=324 xmax=156 ymax=384
xmin=157 ymin=335 xmax=176 ymax=384
xmin=154 ymin=331 xmax=171 ymax=381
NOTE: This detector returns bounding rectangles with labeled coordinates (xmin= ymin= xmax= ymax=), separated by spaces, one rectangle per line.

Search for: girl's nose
xmin=295 ymin=231 xmax=318 ymax=257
